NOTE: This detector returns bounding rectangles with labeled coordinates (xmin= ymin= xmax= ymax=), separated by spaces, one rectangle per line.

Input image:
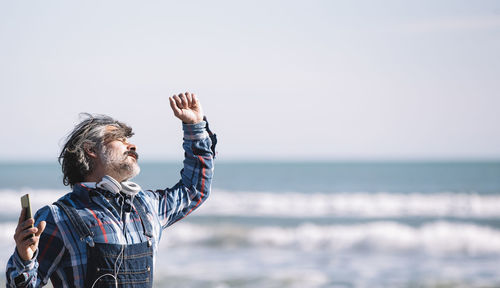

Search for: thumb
xmin=35 ymin=221 xmax=46 ymax=237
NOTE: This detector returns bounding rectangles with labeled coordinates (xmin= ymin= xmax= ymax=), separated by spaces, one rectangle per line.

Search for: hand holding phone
xmin=14 ymin=194 xmax=46 ymax=261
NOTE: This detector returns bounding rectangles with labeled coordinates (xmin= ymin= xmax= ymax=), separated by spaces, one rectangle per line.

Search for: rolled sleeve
xmin=7 ymin=249 xmax=39 ymax=287
xmin=183 ymin=121 xmax=209 ymax=140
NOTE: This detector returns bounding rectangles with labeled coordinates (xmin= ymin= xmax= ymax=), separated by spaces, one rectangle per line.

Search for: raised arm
xmin=149 ymin=92 xmax=216 ymax=228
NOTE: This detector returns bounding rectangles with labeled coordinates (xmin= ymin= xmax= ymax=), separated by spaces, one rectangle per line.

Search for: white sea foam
xmin=159 ymin=221 xmax=500 ymax=256
xmin=0 ymin=189 xmax=68 ymax=215
xmin=1 ymin=220 xmax=498 ymax=256
xmin=198 ymin=190 xmax=500 ymax=218
xmin=1 ymin=188 xmax=500 ymax=219
xmin=2 ymin=219 xmax=500 ymax=287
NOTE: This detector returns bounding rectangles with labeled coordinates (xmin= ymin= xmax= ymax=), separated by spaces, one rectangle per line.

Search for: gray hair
xmin=58 ymin=113 xmax=133 ymax=187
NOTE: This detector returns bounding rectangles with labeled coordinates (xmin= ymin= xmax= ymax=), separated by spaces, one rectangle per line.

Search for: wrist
xmin=182 ymin=121 xmax=208 ymax=140
xmin=14 ymin=247 xmax=37 ymax=269
xmin=16 ymin=248 xmax=29 ymax=262
xmin=182 ymin=117 xmax=204 ymax=125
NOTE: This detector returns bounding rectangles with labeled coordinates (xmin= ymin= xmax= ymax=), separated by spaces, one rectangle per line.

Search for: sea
xmin=1 ymin=161 xmax=500 ymax=288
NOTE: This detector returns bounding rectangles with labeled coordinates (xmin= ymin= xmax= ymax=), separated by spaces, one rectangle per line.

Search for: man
xmin=6 ymin=92 xmax=216 ymax=287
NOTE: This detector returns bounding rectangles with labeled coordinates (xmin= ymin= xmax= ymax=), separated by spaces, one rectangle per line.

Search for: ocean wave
xmin=1 ymin=188 xmax=500 ymax=219
xmin=1 ymin=220 xmax=499 ymax=256
xmin=159 ymin=221 xmax=500 ymax=256
xmin=197 ymin=190 xmax=500 ymax=218
xmin=0 ymin=189 xmax=68 ymax=215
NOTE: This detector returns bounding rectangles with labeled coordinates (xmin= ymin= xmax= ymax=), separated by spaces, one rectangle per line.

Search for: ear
xmin=84 ymin=143 xmax=99 ymax=159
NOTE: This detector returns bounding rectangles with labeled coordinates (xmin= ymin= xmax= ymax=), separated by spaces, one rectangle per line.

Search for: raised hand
xmin=14 ymin=208 xmax=46 ymax=261
xmin=169 ymin=92 xmax=204 ymax=124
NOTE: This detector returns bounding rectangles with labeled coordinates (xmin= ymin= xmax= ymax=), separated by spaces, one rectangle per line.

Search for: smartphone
xmin=20 ymin=194 xmax=35 ymax=239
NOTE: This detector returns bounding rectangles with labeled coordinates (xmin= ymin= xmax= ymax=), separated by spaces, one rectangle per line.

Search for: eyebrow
xmin=103 ymin=127 xmax=128 ymax=143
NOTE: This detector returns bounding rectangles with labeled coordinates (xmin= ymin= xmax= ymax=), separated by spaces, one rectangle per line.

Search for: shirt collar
xmin=72 ymin=183 xmax=95 ymax=203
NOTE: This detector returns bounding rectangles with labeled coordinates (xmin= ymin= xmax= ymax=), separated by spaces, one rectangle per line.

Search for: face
xmin=99 ymin=126 xmax=140 ymax=181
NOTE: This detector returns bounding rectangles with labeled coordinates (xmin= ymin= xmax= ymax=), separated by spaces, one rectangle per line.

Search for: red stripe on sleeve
xmin=38 ymin=226 xmax=59 ymax=262
xmin=186 ymin=156 xmax=206 ymax=216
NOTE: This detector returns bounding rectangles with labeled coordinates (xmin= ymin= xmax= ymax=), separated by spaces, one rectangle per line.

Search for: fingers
xmin=186 ymin=92 xmax=200 ymax=109
xmin=173 ymin=94 xmax=184 ymax=109
xmin=170 ymin=92 xmax=195 ymax=110
xmin=19 ymin=226 xmax=38 ymax=240
xmin=191 ymin=93 xmax=199 ymax=108
xmin=169 ymin=96 xmax=182 ymax=116
xmin=36 ymin=221 xmax=46 ymax=237
xmin=180 ymin=93 xmax=188 ymax=109
xmin=13 ymin=218 xmax=42 ymax=262
xmin=185 ymin=92 xmax=193 ymax=107
xmin=172 ymin=93 xmax=187 ymax=109
xmin=20 ymin=236 xmax=37 ymax=248
xmin=15 ymin=218 xmax=34 ymax=235
xmin=169 ymin=92 xmax=202 ymax=123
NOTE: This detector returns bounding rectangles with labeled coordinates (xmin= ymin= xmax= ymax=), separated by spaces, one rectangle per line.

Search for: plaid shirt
xmin=6 ymin=121 xmax=216 ymax=287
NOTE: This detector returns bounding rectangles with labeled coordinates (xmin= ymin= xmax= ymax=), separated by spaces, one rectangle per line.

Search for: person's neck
xmin=85 ymin=170 xmax=123 ymax=183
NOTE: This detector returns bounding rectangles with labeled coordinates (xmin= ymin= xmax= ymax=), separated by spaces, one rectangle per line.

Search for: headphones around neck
xmin=96 ymin=175 xmax=141 ymax=196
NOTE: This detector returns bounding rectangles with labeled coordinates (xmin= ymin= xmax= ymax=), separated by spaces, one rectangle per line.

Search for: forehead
xmin=103 ymin=125 xmax=127 ymax=142
xmin=105 ymin=125 xmax=119 ymax=133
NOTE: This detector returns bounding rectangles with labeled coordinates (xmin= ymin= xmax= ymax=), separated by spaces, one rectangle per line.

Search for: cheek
xmin=107 ymin=143 xmax=126 ymax=154
xmin=103 ymin=145 xmax=125 ymax=160
xmin=114 ymin=149 xmax=127 ymax=159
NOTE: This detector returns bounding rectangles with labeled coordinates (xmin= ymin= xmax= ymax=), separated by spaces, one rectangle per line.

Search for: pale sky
xmin=1 ymin=0 xmax=499 ymax=161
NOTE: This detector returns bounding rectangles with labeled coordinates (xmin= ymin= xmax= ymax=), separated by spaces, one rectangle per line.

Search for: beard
xmin=100 ymin=146 xmax=140 ymax=181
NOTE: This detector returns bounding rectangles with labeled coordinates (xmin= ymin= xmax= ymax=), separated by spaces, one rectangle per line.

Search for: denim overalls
xmin=54 ymin=195 xmax=154 ymax=288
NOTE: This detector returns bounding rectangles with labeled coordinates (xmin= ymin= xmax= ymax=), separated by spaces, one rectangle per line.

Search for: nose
xmin=127 ymin=142 xmax=137 ymax=151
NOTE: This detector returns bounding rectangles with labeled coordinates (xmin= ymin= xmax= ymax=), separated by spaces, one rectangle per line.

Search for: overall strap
xmin=132 ymin=197 xmax=153 ymax=238
xmin=53 ymin=199 xmax=95 ymax=247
